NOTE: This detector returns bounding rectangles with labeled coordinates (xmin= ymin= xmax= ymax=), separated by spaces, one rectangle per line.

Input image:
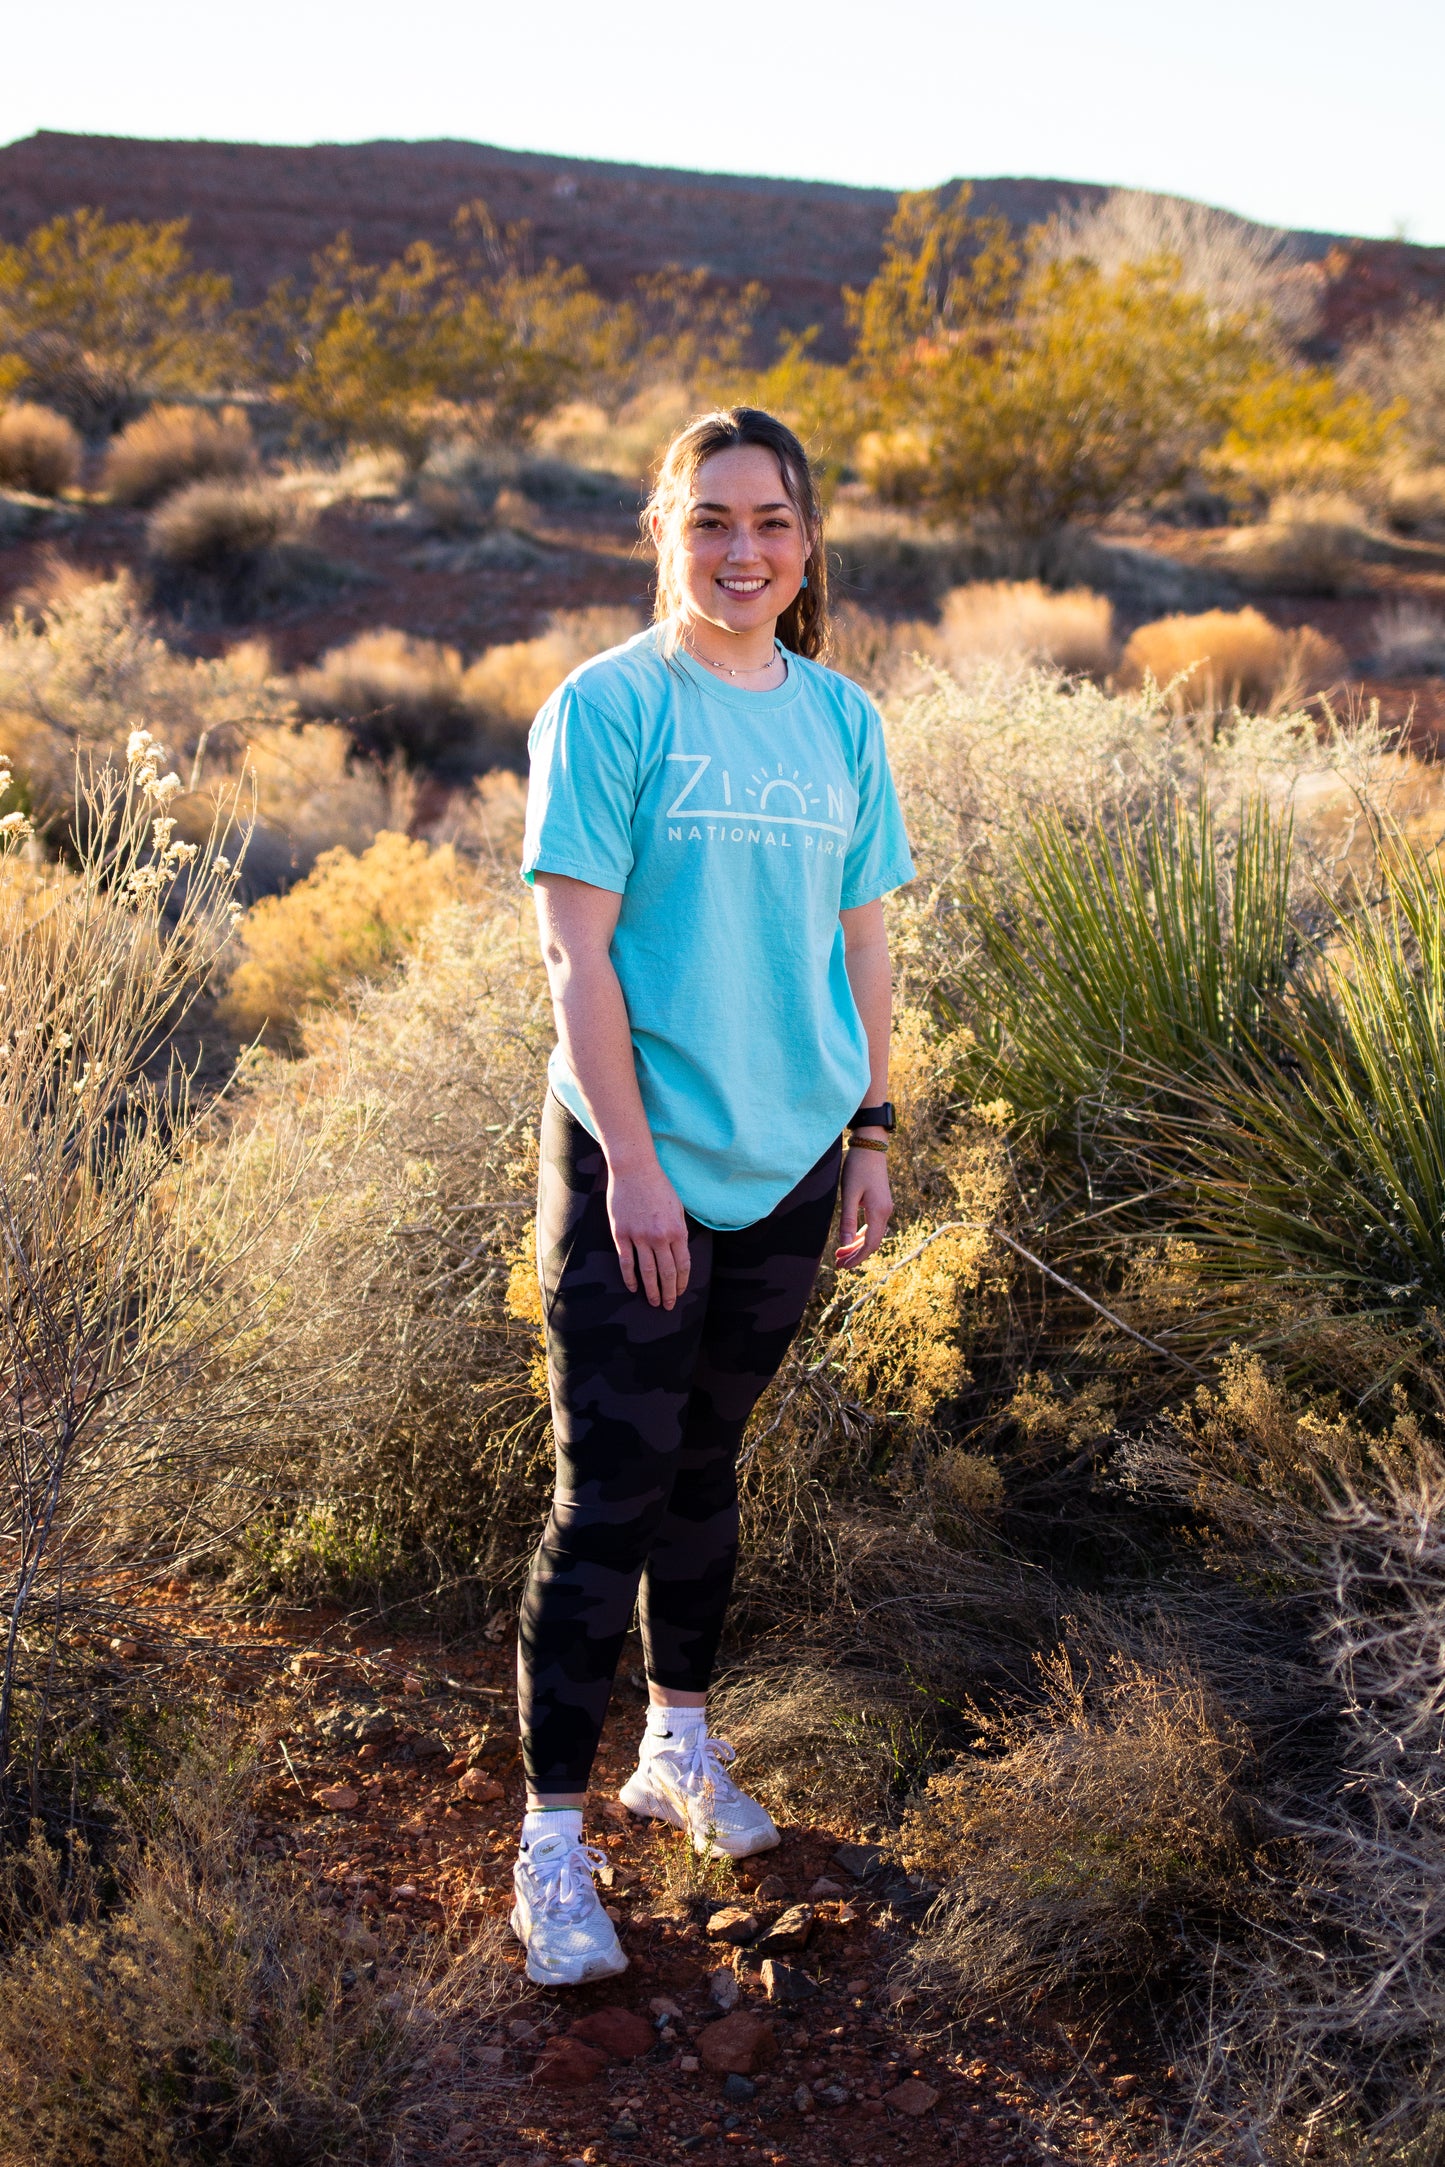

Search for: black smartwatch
xmin=849 ymin=1101 xmax=896 ymax=1132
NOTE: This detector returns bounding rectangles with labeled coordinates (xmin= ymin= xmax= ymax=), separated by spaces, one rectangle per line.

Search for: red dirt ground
xmin=114 ymin=1583 xmax=1176 ymax=2167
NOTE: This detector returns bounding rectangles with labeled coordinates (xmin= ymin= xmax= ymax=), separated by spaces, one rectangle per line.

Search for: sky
xmin=2 ymin=0 xmax=1440 ymax=246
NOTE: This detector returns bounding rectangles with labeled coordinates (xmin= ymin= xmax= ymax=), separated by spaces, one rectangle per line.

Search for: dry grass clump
xmin=1372 ymin=599 xmax=1445 ymax=676
xmin=1215 ymin=493 xmax=1372 ymax=595
xmin=897 ymin=1635 xmax=1251 ymax=2015
xmin=294 ymin=627 xmax=476 ymax=764
xmin=102 ymin=401 xmax=254 ymax=507
xmin=709 ymin=1662 xmax=937 ymax=1823
xmin=218 ymin=829 xmax=479 ymax=1042
xmin=461 ymin=605 xmax=645 ymax=727
xmin=937 ymin=580 xmax=1115 ymax=675
xmin=147 ymin=478 xmax=334 ymax=619
xmin=1117 ymin=607 xmax=1345 ymax=714
xmin=0 ymin=1736 xmax=503 ymax=2167
xmin=0 ymin=401 xmax=81 ymax=496
xmin=1384 ymin=465 xmax=1445 ymax=539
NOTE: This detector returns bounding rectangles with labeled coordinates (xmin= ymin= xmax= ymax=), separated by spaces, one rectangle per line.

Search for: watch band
xmin=849 ymin=1101 xmax=896 ymax=1132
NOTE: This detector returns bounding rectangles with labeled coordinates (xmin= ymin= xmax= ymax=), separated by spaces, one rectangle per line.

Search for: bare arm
xmin=838 ymin=898 xmax=894 ymax=1268
xmin=532 ymin=872 xmax=690 ymax=1309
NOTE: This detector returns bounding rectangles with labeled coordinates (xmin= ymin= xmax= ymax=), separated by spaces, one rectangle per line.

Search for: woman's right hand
xmin=607 ymin=1160 xmax=692 ymax=1309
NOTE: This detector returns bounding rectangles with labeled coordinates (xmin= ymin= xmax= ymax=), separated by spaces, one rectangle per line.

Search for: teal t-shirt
xmin=521 ymin=627 xmax=915 ymax=1230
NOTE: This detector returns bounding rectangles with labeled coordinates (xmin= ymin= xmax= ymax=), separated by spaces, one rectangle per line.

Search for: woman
xmin=513 ymin=407 xmax=913 ymax=1985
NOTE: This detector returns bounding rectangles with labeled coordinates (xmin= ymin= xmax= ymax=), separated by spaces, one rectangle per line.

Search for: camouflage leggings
xmin=517 ymin=1093 xmax=841 ymax=1795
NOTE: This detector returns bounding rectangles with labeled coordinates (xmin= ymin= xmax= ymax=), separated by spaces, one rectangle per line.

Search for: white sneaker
xmin=509 ymin=1831 xmax=628 ymax=1987
xmin=618 ymin=1728 xmax=780 ymax=1860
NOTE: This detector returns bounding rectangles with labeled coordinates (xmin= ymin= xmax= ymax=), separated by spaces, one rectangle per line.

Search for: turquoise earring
xmin=801 ymin=574 xmax=809 ymax=589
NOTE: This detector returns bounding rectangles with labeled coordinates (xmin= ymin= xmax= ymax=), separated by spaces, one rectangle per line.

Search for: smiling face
xmin=658 ymin=444 xmax=814 ymax=640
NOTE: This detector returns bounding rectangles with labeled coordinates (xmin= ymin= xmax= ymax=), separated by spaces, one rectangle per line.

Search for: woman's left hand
xmin=836 ymin=1144 xmax=892 ymax=1268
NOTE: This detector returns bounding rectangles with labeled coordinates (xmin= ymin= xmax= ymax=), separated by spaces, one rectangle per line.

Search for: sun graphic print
xmin=744 ymin=764 xmax=823 ymax=819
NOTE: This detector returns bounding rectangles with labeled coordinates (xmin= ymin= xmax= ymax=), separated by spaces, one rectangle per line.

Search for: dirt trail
xmin=116 ymin=1587 xmax=1172 ymax=2167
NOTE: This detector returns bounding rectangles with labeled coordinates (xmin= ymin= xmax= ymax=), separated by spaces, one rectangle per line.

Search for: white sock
xmin=521 ymin=1806 xmax=583 ymax=1849
xmin=645 ymin=1703 xmax=707 ymax=1752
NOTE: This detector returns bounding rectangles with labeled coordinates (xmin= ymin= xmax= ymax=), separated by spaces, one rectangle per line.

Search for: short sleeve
xmin=840 ymin=702 xmax=915 ymax=909
xmin=521 ymin=679 xmax=639 ymax=895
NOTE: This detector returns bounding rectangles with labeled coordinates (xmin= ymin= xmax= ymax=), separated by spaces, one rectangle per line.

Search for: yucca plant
xmin=1168 ymin=841 xmax=1445 ymax=1325
xmin=953 ymin=791 xmax=1302 ymax=1192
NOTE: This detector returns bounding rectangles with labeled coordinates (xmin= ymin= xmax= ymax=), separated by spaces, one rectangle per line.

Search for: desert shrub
xmin=240 ymin=718 xmax=402 ymax=877
xmin=461 ymin=605 xmax=645 ymax=727
xmin=0 ymin=1734 xmax=502 ymax=2166
xmin=294 ymin=627 xmax=478 ymax=764
xmin=209 ymin=898 xmax=554 ymax=1608
xmin=0 ymin=738 xmax=305 ymax=1832
xmin=0 ymin=569 xmax=294 ymax=829
xmin=218 ymin=829 xmax=479 ymax=1042
xmin=532 ymin=382 xmax=696 ymax=485
xmin=0 ymin=400 xmax=81 ymax=495
xmin=0 ymin=209 xmax=235 ymax=434
xmin=1372 ymin=599 xmax=1445 ymax=676
xmin=1035 ymin=187 xmax=1319 ymax=341
xmin=1204 ymin=372 xmax=1401 ymax=503
xmin=936 ymin=580 xmax=1115 ymax=674
xmin=897 ymin=1633 xmax=1251 ymax=2014
xmin=1384 ymin=463 xmax=1445 ymax=538
xmin=1342 ymin=303 xmax=1445 ymax=464
xmin=101 ymin=401 xmax=254 ymax=507
xmin=1118 ymin=606 xmax=1345 ymax=712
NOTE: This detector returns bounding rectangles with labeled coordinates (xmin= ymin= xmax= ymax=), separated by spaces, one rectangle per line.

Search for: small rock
xmin=609 ymin=2117 xmax=642 ymax=2139
xmin=109 ymin=1639 xmax=143 ymax=1662
xmin=845 ymin=1975 xmax=870 ymax=1995
xmin=456 ymin=1768 xmax=505 ymax=1804
xmin=534 ymin=2036 xmax=607 ymax=2087
xmin=698 ymin=2010 xmax=778 ymax=2076
xmin=569 ymin=2006 xmax=655 ymax=2060
xmin=402 ymin=1673 xmax=426 ymax=1696
xmin=601 ymin=1798 xmax=631 ymax=1822
xmin=680 ymin=2053 xmax=700 ymax=2072
xmin=390 ymin=1882 xmax=418 ymax=1901
xmin=794 ymin=2083 xmax=815 ymax=2113
xmin=760 ymin=1958 xmax=817 ymax=2005
xmin=808 ymin=1876 xmax=845 ymax=1898
xmin=411 ymin=1729 xmax=448 ymax=1759
xmin=753 ymin=1872 xmax=789 ymax=1902
xmin=758 ymin=1903 xmax=814 ymax=1954
xmin=444 ymin=2123 xmax=474 ymax=2145
xmin=290 ymin=1652 xmax=327 ymax=1675
xmin=313 ymin=1783 xmax=360 ymax=1811
xmin=833 ymin=1842 xmax=884 ymax=1879
xmin=1111 ymin=2072 xmax=1140 ymax=2095
xmin=883 ymin=2078 xmax=940 ymax=2116
xmin=649 ymin=1995 xmax=684 ymax=2021
xmin=708 ymin=1967 xmax=739 ymax=2011
xmin=431 ymin=2042 xmax=463 ymax=2074
xmin=476 ymin=2044 xmax=505 ymax=2070
xmin=507 ymin=2018 xmax=540 ymax=2043
xmin=354 ymin=1708 xmax=398 ymax=1743
xmin=706 ymin=1905 xmax=760 ymax=1945
xmin=342 ymin=1922 xmax=379 ymax=1955
xmin=818 ymin=2083 xmax=849 ymax=2106
xmin=721 ymin=2073 xmax=757 ymax=2104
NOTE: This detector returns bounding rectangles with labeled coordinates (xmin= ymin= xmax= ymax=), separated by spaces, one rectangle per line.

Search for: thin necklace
xmin=683 ymin=638 xmax=784 ymax=679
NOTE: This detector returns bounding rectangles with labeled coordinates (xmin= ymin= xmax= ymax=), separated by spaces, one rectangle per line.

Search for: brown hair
xmin=644 ymin=407 xmax=829 ymax=660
